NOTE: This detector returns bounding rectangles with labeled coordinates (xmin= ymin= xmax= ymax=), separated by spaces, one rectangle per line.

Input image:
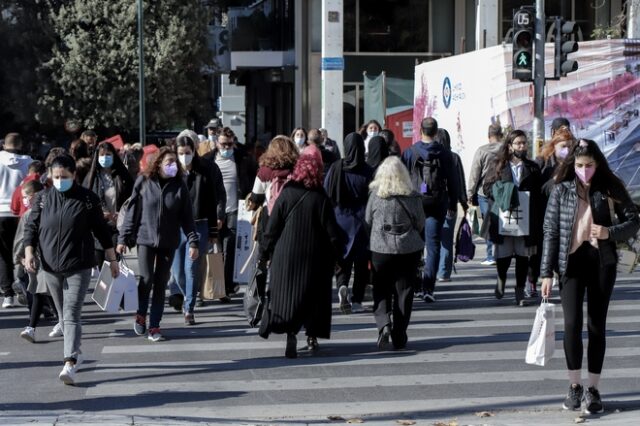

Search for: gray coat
xmin=365 ymin=191 xmax=425 ymax=254
xmin=467 ymin=142 xmax=502 ymax=199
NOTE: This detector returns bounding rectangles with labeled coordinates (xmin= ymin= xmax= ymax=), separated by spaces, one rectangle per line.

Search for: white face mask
xmin=367 ymin=130 xmax=378 ymax=138
xmin=178 ymin=154 xmax=193 ymax=166
xmin=294 ymin=137 xmax=305 ymax=146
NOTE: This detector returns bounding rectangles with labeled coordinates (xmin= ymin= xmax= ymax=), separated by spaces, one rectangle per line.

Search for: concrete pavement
xmin=1 ymin=242 xmax=639 ymax=425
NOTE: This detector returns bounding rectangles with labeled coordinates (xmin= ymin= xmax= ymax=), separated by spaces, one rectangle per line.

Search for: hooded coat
xmin=324 ymin=133 xmax=374 ymax=259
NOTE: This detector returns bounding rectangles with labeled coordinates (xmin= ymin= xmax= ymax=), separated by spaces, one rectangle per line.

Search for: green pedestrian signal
xmin=512 ymin=7 xmax=535 ymax=82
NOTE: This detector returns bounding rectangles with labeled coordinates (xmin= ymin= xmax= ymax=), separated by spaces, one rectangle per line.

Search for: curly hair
xmin=259 ymin=135 xmax=299 ymax=169
xmin=289 ymin=145 xmax=323 ymax=189
xmin=369 ymin=156 xmax=413 ymax=198
xmin=143 ymin=146 xmax=182 ymax=180
xmin=540 ymin=128 xmax=576 ymax=162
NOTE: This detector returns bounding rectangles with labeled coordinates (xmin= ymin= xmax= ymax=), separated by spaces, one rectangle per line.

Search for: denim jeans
xmin=437 ymin=211 xmax=458 ymax=279
xmin=422 ymin=213 xmax=445 ymax=294
xmin=478 ymin=195 xmax=494 ymax=261
xmin=169 ymin=220 xmax=209 ymax=313
xmin=42 ymin=269 xmax=92 ymax=363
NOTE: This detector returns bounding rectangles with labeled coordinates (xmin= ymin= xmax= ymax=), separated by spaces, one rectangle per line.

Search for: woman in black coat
xmin=324 ymin=132 xmax=374 ymax=314
xmin=117 ymin=147 xmax=199 ymax=343
xmin=483 ymin=130 xmax=542 ymax=305
xmin=541 ymin=139 xmax=639 ymax=413
xmin=259 ymin=145 xmax=344 ymax=358
xmin=83 ymin=141 xmax=134 ymax=266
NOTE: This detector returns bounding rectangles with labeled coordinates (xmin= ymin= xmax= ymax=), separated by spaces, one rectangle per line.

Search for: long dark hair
xmin=487 ymin=129 xmax=525 ymax=185
xmin=358 ymin=119 xmax=382 ymax=138
xmin=85 ymin=142 xmax=131 ymax=190
xmin=555 ymin=138 xmax=627 ymax=198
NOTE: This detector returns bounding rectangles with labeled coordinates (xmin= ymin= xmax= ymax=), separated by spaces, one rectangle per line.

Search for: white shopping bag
xmin=233 ymin=200 xmax=258 ymax=284
xmin=499 ymin=191 xmax=530 ymax=237
xmin=525 ymin=299 xmax=556 ymax=366
xmin=92 ymin=261 xmax=138 ymax=313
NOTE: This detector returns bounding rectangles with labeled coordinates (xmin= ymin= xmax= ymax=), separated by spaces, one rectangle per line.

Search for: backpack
xmin=455 ymin=216 xmax=476 ymax=263
xmin=411 ymin=145 xmax=447 ymax=206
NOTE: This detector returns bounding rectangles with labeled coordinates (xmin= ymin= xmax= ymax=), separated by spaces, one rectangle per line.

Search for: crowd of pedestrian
xmin=0 ymin=115 xmax=638 ymax=417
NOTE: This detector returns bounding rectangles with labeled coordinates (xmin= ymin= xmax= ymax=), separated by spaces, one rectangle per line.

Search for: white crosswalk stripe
xmin=73 ymin=261 xmax=640 ymax=422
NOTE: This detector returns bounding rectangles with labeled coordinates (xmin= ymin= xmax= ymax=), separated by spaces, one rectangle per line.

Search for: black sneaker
xmin=562 ymin=384 xmax=584 ymax=411
xmin=12 ymin=280 xmax=28 ymax=306
xmin=377 ymin=325 xmax=391 ymax=350
xmin=494 ymin=279 xmax=505 ymax=299
xmin=168 ymin=294 xmax=183 ymax=312
xmin=584 ymin=386 xmax=604 ymax=414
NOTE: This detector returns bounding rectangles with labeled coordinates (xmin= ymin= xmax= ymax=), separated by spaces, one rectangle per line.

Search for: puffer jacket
xmin=540 ymin=179 xmax=640 ymax=278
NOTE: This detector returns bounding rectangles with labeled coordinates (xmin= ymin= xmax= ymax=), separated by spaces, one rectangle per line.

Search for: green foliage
xmin=38 ymin=0 xmax=213 ymax=132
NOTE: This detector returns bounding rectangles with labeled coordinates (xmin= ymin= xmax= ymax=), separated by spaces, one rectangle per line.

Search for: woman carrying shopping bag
xmin=23 ymin=154 xmax=119 ymax=385
xmin=169 ymin=130 xmax=226 ymax=324
xmin=483 ymin=130 xmax=543 ymax=306
xmin=365 ymin=156 xmax=425 ymax=350
xmin=540 ymin=139 xmax=639 ymax=414
xmin=117 ymin=147 xmax=199 ymax=342
xmin=83 ymin=141 xmax=134 ymax=266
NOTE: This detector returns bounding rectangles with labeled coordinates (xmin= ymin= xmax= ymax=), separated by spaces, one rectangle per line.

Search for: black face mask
xmin=513 ymin=150 xmax=528 ymax=160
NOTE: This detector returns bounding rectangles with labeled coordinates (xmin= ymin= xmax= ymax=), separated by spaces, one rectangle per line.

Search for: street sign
xmin=321 ymin=57 xmax=345 ymax=71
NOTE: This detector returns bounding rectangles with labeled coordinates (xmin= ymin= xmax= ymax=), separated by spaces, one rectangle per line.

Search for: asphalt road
xmin=1 ymin=243 xmax=639 ymax=425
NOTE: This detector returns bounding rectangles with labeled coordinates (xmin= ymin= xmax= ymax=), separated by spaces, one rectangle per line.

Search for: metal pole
xmin=137 ymin=0 xmax=146 ymax=145
xmin=532 ymin=0 xmax=545 ymax=156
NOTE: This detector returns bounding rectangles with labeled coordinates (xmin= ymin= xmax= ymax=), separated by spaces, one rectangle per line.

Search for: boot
xmin=285 ymin=333 xmax=297 ymax=359
xmin=494 ymin=278 xmax=506 ymax=299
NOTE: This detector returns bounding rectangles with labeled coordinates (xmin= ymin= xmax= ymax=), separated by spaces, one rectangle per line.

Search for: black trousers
xmin=137 ymin=245 xmax=175 ymax=329
xmin=371 ymin=251 xmax=420 ymax=347
xmin=220 ymin=211 xmax=238 ymax=293
xmin=496 ymin=255 xmax=529 ymax=288
xmin=0 ymin=217 xmax=18 ymax=297
xmin=335 ymin=252 xmax=368 ymax=304
xmin=561 ymin=242 xmax=616 ymax=374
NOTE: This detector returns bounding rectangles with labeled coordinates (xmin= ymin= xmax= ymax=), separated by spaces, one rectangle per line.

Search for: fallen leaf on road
xmin=327 ymin=416 xmax=345 ymax=421
xmin=574 ymin=417 xmax=585 ymax=424
xmin=396 ymin=421 xmax=416 ymax=425
xmin=475 ymin=411 xmax=495 ymax=418
xmin=346 ymin=419 xmax=364 ymax=424
xmin=433 ymin=421 xmax=458 ymax=426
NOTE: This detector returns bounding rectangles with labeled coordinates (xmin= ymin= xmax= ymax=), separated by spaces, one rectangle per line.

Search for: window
xmin=359 ymin=0 xmax=429 ymax=52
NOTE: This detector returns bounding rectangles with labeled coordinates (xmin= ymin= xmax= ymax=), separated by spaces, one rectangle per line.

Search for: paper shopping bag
xmin=201 ymin=241 xmax=226 ymax=300
xmin=525 ymin=300 xmax=556 ymax=366
xmin=92 ymin=261 xmax=138 ymax=313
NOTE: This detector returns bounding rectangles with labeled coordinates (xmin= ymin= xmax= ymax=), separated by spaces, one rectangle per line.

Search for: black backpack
xmin=411 ymin=145 xmax=447 ymax=206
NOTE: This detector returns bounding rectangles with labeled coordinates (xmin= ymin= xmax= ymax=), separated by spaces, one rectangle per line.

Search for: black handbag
xmin=243 ymin=267 xmax=266 ymax=328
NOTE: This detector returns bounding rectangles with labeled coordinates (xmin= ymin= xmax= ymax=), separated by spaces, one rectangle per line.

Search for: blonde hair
xmin=369 ymin=156 xmax=413 ymax=198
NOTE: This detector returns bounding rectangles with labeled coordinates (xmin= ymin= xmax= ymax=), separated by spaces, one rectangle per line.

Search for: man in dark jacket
xmin=401 ymin=118 xmax=459 ymax=302
xmin=203 ymin=127 xmax=257 ymax=295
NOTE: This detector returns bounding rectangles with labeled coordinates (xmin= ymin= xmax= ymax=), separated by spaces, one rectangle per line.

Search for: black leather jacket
xmin=540 ymin=179 xmax=640 ymax=278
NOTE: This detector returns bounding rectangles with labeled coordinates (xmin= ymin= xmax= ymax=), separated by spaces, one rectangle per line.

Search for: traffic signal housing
xmin=512 ymin=7 xmax=535 ymax=82
xmin=554 ymin=17 xmax=579 ymax=78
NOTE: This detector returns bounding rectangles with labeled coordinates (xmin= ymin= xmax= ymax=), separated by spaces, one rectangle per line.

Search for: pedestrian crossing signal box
xmin=512 ymin=7 xmax=535 ymax=82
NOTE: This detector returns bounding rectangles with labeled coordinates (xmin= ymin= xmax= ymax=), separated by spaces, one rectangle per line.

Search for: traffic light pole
xmin=532 ymin=0 xmax=545 ymax=156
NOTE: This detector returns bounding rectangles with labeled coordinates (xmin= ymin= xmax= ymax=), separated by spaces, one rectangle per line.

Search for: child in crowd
xmin=14 ymin=179 xmax=62 ymax=342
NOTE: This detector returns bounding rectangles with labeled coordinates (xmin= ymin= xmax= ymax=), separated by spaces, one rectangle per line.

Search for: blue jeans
xmin=438 ymin=211 xmax=458 ymax=279
xmin=169 ymin=220 xmax=208 ymax=313
xmin=478 ymin=195 xmax=494 ymax=261
xmin=422 ymin=213 xmax=445 ymax=294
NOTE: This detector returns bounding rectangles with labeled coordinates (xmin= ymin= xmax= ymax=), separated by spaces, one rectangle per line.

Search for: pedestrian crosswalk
xmin=1 ymin=257 xmax=640 ymax=423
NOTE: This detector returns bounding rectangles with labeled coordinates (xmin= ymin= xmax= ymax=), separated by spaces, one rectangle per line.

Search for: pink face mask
xmin=575 ymin=166 xmax=596 ymax=184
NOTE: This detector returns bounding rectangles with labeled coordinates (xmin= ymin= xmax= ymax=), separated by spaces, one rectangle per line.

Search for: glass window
xmin=310 ymin=0 xmax=322 ymax=52
xmin=359 ymin=0 xmax=429 ymax=52
xmin=343 ymin=84 xmax=362 ymax=135
xmin=344 ymin=0 xmax=356 ymax=52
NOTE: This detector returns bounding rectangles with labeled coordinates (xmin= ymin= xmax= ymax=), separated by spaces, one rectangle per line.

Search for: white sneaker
xmin=480 ymin=259 xmax=496 ymax=266
xmin=338 ymin=285 xmax=351 ymax=314
xmin=20 ymin=326 xmax=36 ymax=343
xmin=58 ymin=362 xmax=77 ymax=385
xmin=49 ymin=322 xmax=64 ymax=338
xmin=351 ymin=302 xmax=365 ymax=313
xmin=2 ymin=296 xmax=15 ymax=308
xmin=147 ymin=328 xmax=164 ymax=342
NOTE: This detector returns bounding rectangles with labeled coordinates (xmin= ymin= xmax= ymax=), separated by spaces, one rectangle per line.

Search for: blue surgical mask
xmin=53 ymin=177 xmax=73 ymax=192
xmin=220 ymin=148 xmax=233 ymax=159
xmin=294 ymin=137 xmax=306 ymax=147
xmin=98 ymin=155 xmax=113 ymax=168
